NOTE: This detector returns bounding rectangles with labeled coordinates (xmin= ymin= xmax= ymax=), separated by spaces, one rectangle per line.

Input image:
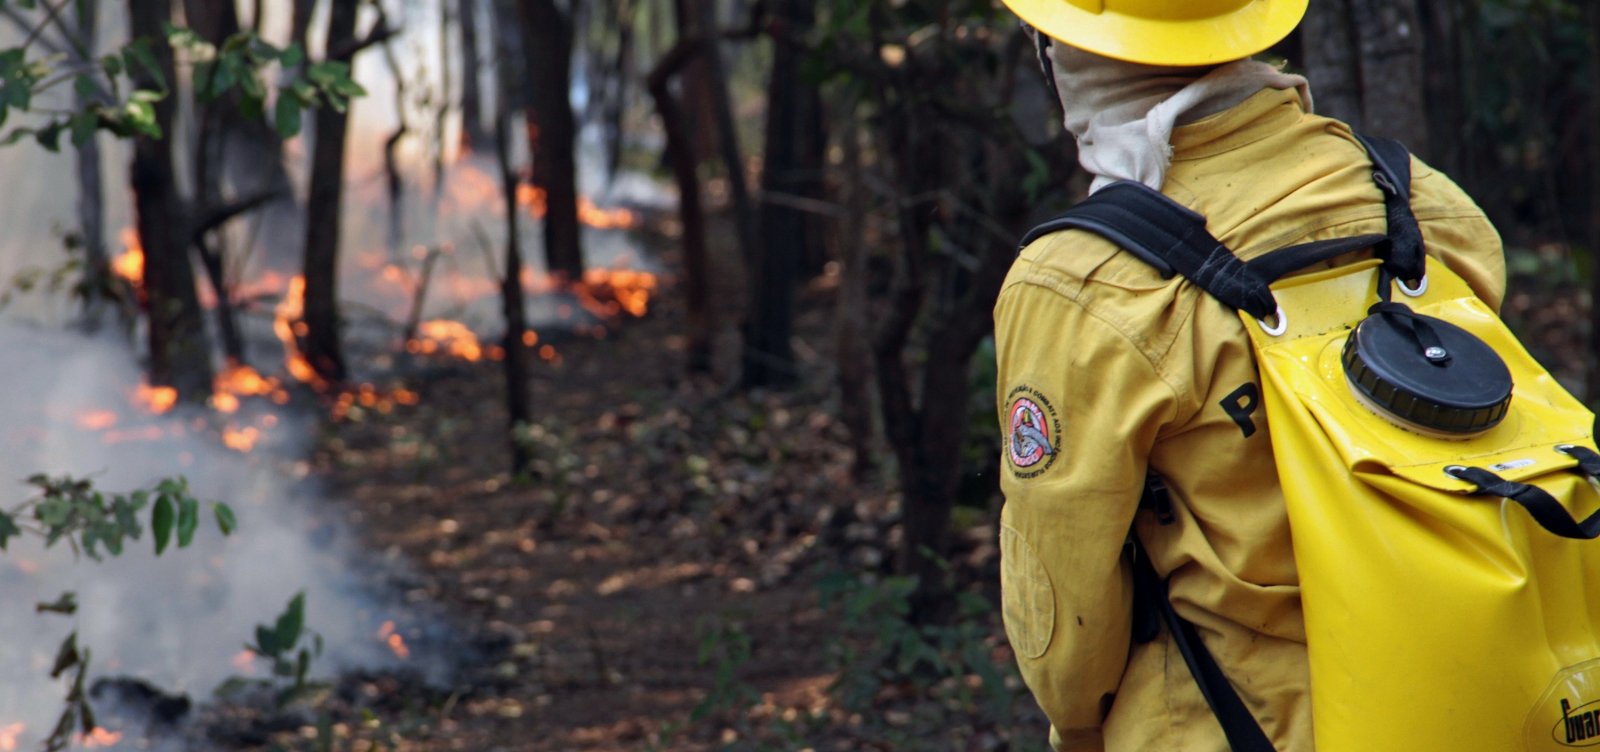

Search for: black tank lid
xmin=1341 ymin=309 xmax=1513 ymax=435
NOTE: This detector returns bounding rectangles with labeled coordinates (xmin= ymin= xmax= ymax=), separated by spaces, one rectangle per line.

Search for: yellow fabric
xmin=1243 ymin=256 xmax=1600 ymax=751
xmin=994 ymin=87 xmax=1506 ymax=751
xmin=1004 ymin=0 xmax=1309 ymax=66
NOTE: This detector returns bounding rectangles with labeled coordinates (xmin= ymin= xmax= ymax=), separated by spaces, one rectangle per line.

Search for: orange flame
xmin=111 ymin=227 xmax=143 ymax=288
xmin=273 ymin=276 xmax=322 ymax=388
xmin=77 ymin=727 xmax=122 ymax=748
xmin=231 ymin=649 xmax=256 ymax=673
xmin=377 ymin=620 xmax=411 ymax=660
xmin=0 ymin=722 xmax=22 ymax=751
xmin=409 ymin=320 xmax=483 ymax=362
xmin=222 ymin=425 xmax=260 ymax=452
xmin=75 ymin=410 xmax=118 ymax=431
xmin=133 ymin=383 xmax=178 ymax=414
xmin=512 ymin=182 xmax=637 ymax=230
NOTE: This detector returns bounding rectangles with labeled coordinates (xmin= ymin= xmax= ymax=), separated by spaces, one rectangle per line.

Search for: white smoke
xmin=0 ymin=324 xmax=443 ymax=748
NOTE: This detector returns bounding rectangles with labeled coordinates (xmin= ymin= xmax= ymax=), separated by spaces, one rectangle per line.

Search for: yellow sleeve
xmin=993 ymin=269 xmax=1179 ymax=751
xmin=1408 ymin=155 xmax=1508 ymax=312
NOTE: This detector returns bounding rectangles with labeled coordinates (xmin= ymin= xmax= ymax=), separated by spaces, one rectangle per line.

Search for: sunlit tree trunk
xmin=519 ymin=0 xmax=584 ymax=281
xmin=300 ymin=0 xmax=360 ymax=383
xmin=129 ymin=0 xmax=212 ymax=399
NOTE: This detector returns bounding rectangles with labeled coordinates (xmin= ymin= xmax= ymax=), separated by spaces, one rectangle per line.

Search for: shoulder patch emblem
xmin=1006 ymin=385 xmax=1060 ymax=478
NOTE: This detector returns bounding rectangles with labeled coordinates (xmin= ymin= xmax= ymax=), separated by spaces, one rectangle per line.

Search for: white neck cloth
xmin=1050 ymin=44 xmax=1313 ymax=193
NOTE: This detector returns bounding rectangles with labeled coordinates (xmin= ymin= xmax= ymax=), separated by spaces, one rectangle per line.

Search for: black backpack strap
xmin=1353 ymin=134 xmax=1426 ymax=283
xmin=1131 ymin=491 xmax=1276 ymax=751
xmin=1018 ymin=181 xmax=1277 ymax=319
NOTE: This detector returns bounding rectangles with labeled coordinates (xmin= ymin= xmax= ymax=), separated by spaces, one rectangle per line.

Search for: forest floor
xmin=181 ymin=218 xmax=1047 ymax=752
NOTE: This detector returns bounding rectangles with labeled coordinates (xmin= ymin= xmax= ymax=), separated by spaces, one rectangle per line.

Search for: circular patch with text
xmin=1006 ymin=385 xmax=1059 ymax=478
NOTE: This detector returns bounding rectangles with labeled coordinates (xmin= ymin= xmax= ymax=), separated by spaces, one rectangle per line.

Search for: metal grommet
xmin=1256 ymin=306 xmax=1288 ymax=337
xmin=1444 ymin=465 xmax=1469 ymax=479
xmin=1397 ymin=275 xmax=1428 ymax=297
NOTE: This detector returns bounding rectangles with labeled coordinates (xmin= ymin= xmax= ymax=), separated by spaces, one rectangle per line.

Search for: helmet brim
xmin=1005 ymin=0 xmax=1309 ymax=67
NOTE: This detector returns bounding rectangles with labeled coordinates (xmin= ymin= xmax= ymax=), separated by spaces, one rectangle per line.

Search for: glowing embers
xmin=133 ymin=383 xmax=178 ymax=415
xmin=273 ymin=276 xmax=321 ymax=389
xmin=111 ymin=227 xmax=144 ymax=288
xmin=377 ymin=620 xmax=410 ymax=660
xmin=78 ymin=728 xmax=122 ymax=748
xmin=408 ymin=320 xmax=484 ymax=361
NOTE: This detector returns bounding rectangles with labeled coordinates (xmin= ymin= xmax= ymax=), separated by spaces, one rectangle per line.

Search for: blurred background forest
xmin=0 ymin=0 xmax=1595 ymax=750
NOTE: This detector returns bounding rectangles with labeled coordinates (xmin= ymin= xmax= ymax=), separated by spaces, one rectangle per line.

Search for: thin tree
xmin=458 ymin=0 xmax=489 ymax=149
xmin=299 ymin=0 xmax=362 ymax=383
xmin=647 ymin=34 xmax=714 ymax=373
xmin=496 ymin=106 xmax=536 ymax=477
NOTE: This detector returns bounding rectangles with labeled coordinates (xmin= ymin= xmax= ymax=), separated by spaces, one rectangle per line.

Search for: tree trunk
xmin=291 ymin=0 xmax=315 ymax=54
xmin=300 ymin=0 xmax=361 ymax=384
xmin=741 ymin=0 xmax=810 ymax=388
xmin=497 ymin=108 xmax=535 ymax=475
xmin=647 ymin=38 xmax=715 ymax=374
xmin=458 ymin=0 xmax=489 ymax=149
xmin=671 ymin=0 xmax=720 ymax=165
xmin=1301 ymin=0 xmax=1362 ymax=128
xmin=1349 ymin=0 xmax=1429 ymax=154
xmin=520 ymin=0 xmax=584 ymax=281
xmin=1586 ymin=0 xmax=1600 ymax=406
xmin=1417 ymin=0 xmax=1467 ymax=179
xmin=834 ymin=118 xmax=874 ymax=481
xmin=74 ymin=0 xmax=107 ymax=326
xmin=688 ymin=0 xmax=761 ymax=299
xmin=129 ymin=0 xmax=212 ymax=399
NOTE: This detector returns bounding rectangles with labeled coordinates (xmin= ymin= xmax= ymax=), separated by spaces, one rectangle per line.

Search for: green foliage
xmin=0 ymin=473 xmax=235 ymax=751
xmin=2 ymin=474 xmax=233 ymax=561
xmin=221 ymin=591 xmax=328 ymax=707
xmin=0 ymin=8 xmax=368 ymax=151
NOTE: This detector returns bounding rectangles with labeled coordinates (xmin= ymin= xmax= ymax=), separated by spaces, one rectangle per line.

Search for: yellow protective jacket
xmin=994 ymin=88 xmax=1507 ymax=752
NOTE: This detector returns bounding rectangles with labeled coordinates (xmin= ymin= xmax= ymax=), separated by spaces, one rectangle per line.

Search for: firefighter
xmin=992 ymin=2 xmax=1507 ymax=750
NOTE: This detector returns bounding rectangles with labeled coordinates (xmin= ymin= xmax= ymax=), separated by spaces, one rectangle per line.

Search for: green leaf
xmin=176 ymin=496 xmax=198 ymax=548
xmin=280 ymin=42 xmax=304 ymax=69
xmin=273 ymin=96 xmax=301 ymax=137
xmin=213 ymin=502 xmax=237 ymax=535
xmin=36 ymin=591 xmax=78 ymax=616
xmin=34 ymin=120 xmax=63 ymax=151
xmin=50 ymin=632 xmax=79 ymax=678
xmin=152 ymin=493 xmax=174 ymax=555
xmin=36 ymin=497 xmax=70 ymax=527
xmin=254 ymin=625 xmax=279 ymax=657
xmin=112 ymin=497 xmax=142 ymax=539
xmin=0 ymin=510 xmax=18 ymax=550
xmin=100 ymin=54 xmax=123 ymax=78
xmin=68 ymin=110 xmax=96 ymax=146
xmin=73 ymin=74 xmax=97 ymax=99
xmin=274 ymin=592 xmax=306 ymax=649
xmin=123 ymin=38 xmax=166 ymax=92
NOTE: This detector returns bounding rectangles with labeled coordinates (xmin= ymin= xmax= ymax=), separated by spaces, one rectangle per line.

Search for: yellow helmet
xmin=1004 ymin=0 xmax=1309 ymax=67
